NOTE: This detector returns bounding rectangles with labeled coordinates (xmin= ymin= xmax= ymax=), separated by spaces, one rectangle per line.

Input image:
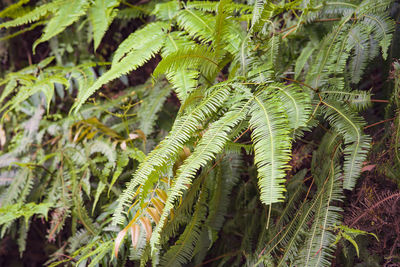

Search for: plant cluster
xmin=0 ymin=0 xmax=399 ymax=266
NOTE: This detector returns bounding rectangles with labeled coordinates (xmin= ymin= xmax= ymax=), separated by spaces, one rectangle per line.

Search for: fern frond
xmin=275 ymin=169 xmax=307 ymax=230
xmin=213 ymin=0 xmax=231 ymax=57
xmin=138 ymin=81 xmax=172 ymax=136
xmin=0 ymin=0 xmax=61 ymax=29
xmin=274 ymin=201 xmax=314 ymax=266
xmin=153 ymin=46 xmax=220 ymax=80
xmin=151 ymin=98 xmax=250 ymax=250
xmin=321 ymin=100 xmax=370 ymax=190
xmin=250 ymin=0 xmax=265 ymax=31
xmin=346 ymin=26 xmax=368 ymax=84
xmin=112 ymin=84 xmax=231 ymax=226
xmin=0 ymin=202 xmax=52 ymax=226
xmin=249 ymin=91 xmax=291 ymax=205
xmin=306 ymin=22 xmax=351 ymax=89
xmin=269 ymin=83 xmax=311 ymax=131
xmin=1 ymin=169 xmax=31 ymax=206
xmin=73 ymin=23 xmax=168 ymax=112
xmin=360 ymin=13 xmax=394 ymax=60
xmin=320 ymin=90 xmax=371 ymax=111
xmin=165 ymin=70 xmax=198 ymax=103
xmin=296 ymin=162 xmax=343 ymax=266
xmin=159 ymin=184 xmax=208 ymax=267
xmin=113 ymin=22 xmax=169 ymax=65
xmin=89 ymin=0 xmax=120 ymax=51
xmin=152 ymin=1 xmax=179 ymax=21
xmin=162 ymin=32 xmax=198 ymax=102
xmin=176 ymin=8 xmax=215 ymax=43
xmin=206 ymin=155 xmax=241 ymax=231
xmin=17 ymin=219 xmax=30 ymax=256
xmin=33 ymin=0 xmax=90 ymax=51
xmin=160 ymin=169 xmax=206 ymax=244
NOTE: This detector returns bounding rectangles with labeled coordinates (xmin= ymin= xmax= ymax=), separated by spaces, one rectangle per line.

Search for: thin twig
xmin=364 ymin=118 xmax=395 ymax=129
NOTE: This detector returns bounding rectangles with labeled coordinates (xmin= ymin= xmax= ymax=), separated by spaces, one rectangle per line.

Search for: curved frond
xmin=153 ymin=46 xmax=220 ymax=80
xmin=0 ymin=1 xmax=61 ymax=29
xmin=112 ymin=84 xmax=232 ymax=226
xmin=249 ymin=91 xmax=292 ymax=205
xmin=33 ymin=0 xmax=90 ymax=50
xmin=321 ymin=100 xmax=370 ymax=190
xmin=151 ymin=98 xmax=250 ymax=250
xmin=176 ymin=8 xmax=214 ymax=43
xmin=269 ymin=83 xmax=311 ymax=131
xmin=89 ymin=0 xmax=120 ymax=51
xmin=73 ymin=23 xmax=168 ymax=112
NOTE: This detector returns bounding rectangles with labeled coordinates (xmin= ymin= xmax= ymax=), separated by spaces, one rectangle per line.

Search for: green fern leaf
xmin=160 ymin=185 xmax=208 ymax=267
xmin=269 ymin=83 xmax=311 ymax=130
xmin=320 ymin=90 xmax=371 ymax=111
xmin=321 ymin=100 xmax=370 ymax=190
xmin=0 ymin=0 xmax=61 ymax=29
xmin=249 ymin=91 xmax=292 ymax=205
xmin=176 ymin=8 xmax=214 ymax=43
xmin=33 ymin=0 xmax=90 ymax=51
xmin=297 ymin=158 xmax=343 ymax=266
xmin=112 ymin=84 xmax=231 ymax=226
xmin=73 ymin=23 xmax=168 ymax=112
xmin=151 ymin=98 xmax=250 ymax=251
xmin=162 ymin=32 xmax=198 ymax=102
xmin=0 ymin=202 xmax=52 ymax=226
xmin=153 ymin=46 xmax=219 ymax=81
xmin=113 ymin=21 xmax=169 ymax=64
xmin=152 ymin=1 xmax=180 ymax=21
xmin=89 ymin=0 xmax=120 ymax=51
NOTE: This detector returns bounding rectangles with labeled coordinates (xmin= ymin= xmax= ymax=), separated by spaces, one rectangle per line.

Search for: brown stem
xmin=364 ymin=118 xmax=395 ymax=129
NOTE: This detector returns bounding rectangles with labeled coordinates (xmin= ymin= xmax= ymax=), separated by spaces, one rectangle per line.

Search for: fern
xmin=89 ymin=0 xmax=120 ymax=51
xmin=33 ymin=0 xmax=90 ymax=51
xmin=0 ymin=1 xmax=61 ymax=29
xmin=0 ymin=0 xmax=397 ymax=265
xmin=159 ymin=182 xmax=208 ymax=267
xmin=249 ymin=91 xmax=291 ymax=205
xmin=321 ymin=100 xmax=370 ymax=190
xmin=112 ymin=84 xmax=231 ymax=226
xmin=151 ymin=98 xmax=250 ymax=249
xmin=73 ymin=22 xmax=168 ymax=112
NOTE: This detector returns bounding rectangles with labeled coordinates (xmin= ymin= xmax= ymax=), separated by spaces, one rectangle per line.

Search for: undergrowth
xmin=0 ymin=0 xmax=399 ymax=266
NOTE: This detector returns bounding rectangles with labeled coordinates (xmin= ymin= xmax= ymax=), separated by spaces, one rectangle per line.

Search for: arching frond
xmin=73 ymin=22 xmax=168 ymax=112
xmin=268 ymin=83 xmax=311 ymax=131
xmin=321 ymin=100 xmax=370 ymax=190
xmin=0 ymin=1 xmax=60 ymax=29
xmin=151 ymin=98 xmax=250 ymax=250
xmin=176 ymin=8 xmax=215 ymax=43
xmin=153 ymin=46 xmax=220 ymax=81
xmin=159 ymin=184 xmax=208 ymax=267
xmin=33 ymin=0 xmax=90 ymax=50
xmin=295 ymin=139 xmax=343 ymax=267
xmin=112 ymin=84 xmax=231 ymax=226
xmin=89 ymin=0 xmax=120 ymax=51
xmin=249 ymin=91 xmax=291 ymax=205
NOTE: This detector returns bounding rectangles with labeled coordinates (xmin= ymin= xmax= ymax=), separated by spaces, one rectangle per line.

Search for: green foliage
xmin=0 ymin=0 xmax=397 ymax=266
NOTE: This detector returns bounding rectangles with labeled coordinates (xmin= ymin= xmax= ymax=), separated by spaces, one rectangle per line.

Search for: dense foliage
xmin=0 ymin=0 xmax=399 ymax=266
